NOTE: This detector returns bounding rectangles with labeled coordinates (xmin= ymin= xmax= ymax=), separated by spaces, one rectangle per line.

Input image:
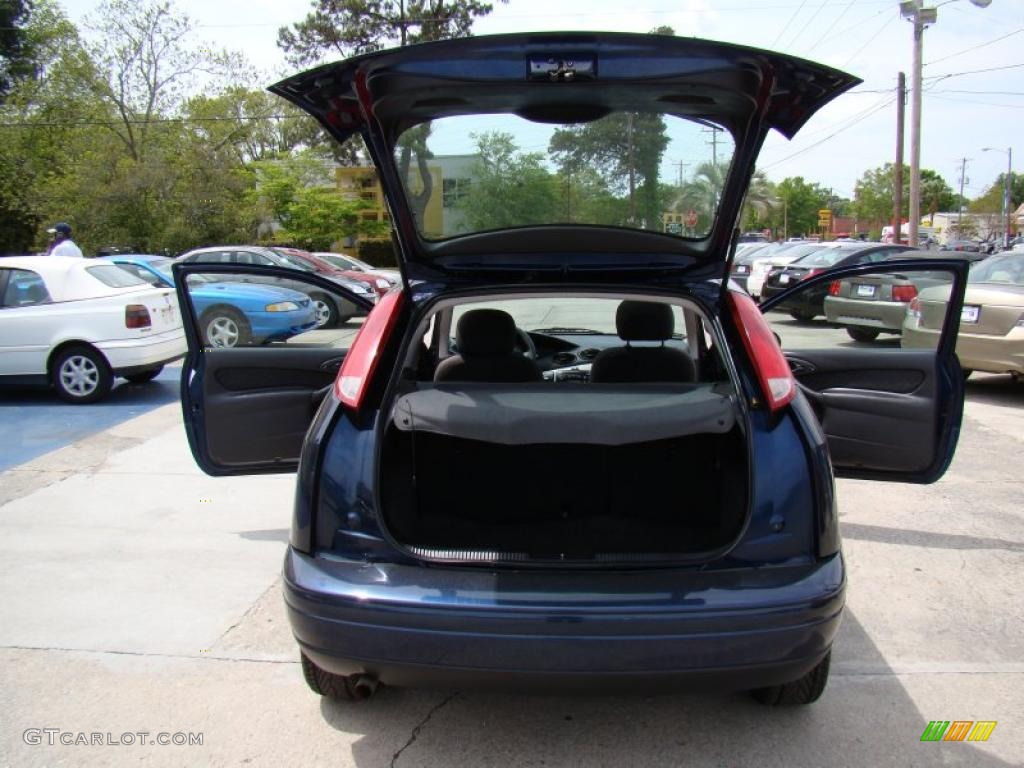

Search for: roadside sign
xmin=818 ymin=209 xmax=832 ymax=219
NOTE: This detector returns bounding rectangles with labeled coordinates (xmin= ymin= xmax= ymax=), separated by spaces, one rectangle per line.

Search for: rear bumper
xmin=824 ymin=297 xmax=906 ymax=332
xmin=284 ymin=549 xmax=845 ymax=692
xmin=97 ymin=329 xmax=186 ymax=373
xmin=904 ymin=325 xmax=1024 ymax=374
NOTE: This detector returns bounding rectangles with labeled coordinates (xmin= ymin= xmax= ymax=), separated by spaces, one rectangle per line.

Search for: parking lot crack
xmin=390 ymin=692 xmax=459 ymax=768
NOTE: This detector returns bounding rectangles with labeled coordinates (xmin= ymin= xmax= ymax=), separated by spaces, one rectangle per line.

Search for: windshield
xmin=86 ymin=265 xmax=147 ymax=288
xmin=791 ymin=246 xmax=853 ymax=267
xmin=969 ymin=254 xmax=1024 ymax=285
xmin=393 ymin=112 xmax=734 ymax=241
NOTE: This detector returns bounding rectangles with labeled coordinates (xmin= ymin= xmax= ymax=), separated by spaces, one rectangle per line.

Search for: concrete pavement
xmin=0 ymin=376 xmax=1022 ymax=767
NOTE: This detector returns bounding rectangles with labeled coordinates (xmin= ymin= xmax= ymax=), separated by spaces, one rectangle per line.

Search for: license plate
xmin=855 ymin=284 xmax=876 ymax=297
xmin=961 ymin=305 xmax=980 ymax=323
xmin=779 ymin=274 xmax=790 ymax=285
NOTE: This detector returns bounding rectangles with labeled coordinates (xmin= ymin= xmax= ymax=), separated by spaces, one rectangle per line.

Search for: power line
xmin=924 ymin=27 xmax=1024 ymax=67
xmin=784 ymin=0 xmax=831 ymax=50
xmin=805 ymin=0 xmax=858 ymax=54
xmin=760 ymin=97 xmax=894 ymax=170
xmin=923 ymin=62 xmax=1024 ymax=81
xmin=0 ymin=114 xmax=308 ymax=128
xmin=771 ymin=0 xmax=810 ymax=49
xmin=926 ymin=94 xmax=1024 ymax=110
xmin=842 ymin=8 xmax=899 ymax=68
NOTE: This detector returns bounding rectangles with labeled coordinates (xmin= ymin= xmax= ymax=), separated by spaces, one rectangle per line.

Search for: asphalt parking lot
xmin=0 ymin=320 xmax=1022 ymax=767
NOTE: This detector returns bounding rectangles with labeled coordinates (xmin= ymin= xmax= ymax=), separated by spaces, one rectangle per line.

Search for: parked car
xmin=0 ymin=256 xmax=185 ymax=403
xmin=824 ymin=249 xmax=988 ymax=341
xmin=941 ymin=239 xmax=982 ymax=253
xmin=173 ymin=33 xmax=969 ymax=706
xmin=760 ymin=243 xmax=914 ymax=321
xmin=270 ymin=247 xmax=390 ymax=299
xmin=110 ymin=255 xmax=318 ymax=348
xmin=745 ymin=242 xmax=834 ymax=300
xmin=176 ymin=246 xmax=375 ymax=328
xmin=729 ymin=242 xmax=774 ymax=294
xmin=312 ymin=251 xmax=401 ymax=286
xmin=903 ymin=251 xmax=1024 ymax=378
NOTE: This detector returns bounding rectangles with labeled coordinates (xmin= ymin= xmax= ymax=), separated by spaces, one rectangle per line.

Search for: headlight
xmin=265 ymin=301 xmax=299 ymax=312
xmin=375 ymin=278 xmax=391 ymax=289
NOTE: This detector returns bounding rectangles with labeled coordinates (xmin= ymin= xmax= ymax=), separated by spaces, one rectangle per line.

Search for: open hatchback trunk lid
xmin=270 ymin=33 xmax=860 ymax=285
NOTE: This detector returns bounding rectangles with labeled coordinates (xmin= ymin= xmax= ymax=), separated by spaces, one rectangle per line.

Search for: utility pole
xmin=957 ymin=157 xmax=970 ymax=232
xmin=894 ymin=72 xmax=906 ymax=243
xmin=984 ymin=146 xmax=1014 ymax=248
xmin=901 ymin=1 xmax=992 ymax=248
xmin=703 ymin=126 xmax=722 ymax=167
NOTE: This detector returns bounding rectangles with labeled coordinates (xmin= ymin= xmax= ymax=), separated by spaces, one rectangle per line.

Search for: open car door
xmin=173 ymin=262 xmax=375 ymax=476
xmin=758 ymin=258 xmax=969 ymax=482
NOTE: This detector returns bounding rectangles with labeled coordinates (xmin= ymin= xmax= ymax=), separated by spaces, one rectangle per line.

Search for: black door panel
xmin=760 ymin=259 xmax=969 ymax=483
xmin=199 ymin=348 xmax=341 ymax=470
xmin=173 ymin=262 xmax=365 ymax=476
xmin=787 ymin=349 xmax=939 ymax=474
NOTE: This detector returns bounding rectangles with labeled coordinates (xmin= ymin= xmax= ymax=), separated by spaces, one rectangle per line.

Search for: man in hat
xmin=47 ymin=223 xmax=83 ymax=257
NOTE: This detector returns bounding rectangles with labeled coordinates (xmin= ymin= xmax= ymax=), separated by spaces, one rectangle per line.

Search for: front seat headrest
xmin=456 ymin=309 xmax=517 ymax=356
xmin=616 ymin=300 xmax=674 ymax=341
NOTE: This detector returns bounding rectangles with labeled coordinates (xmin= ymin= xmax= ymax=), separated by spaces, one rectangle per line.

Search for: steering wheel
xmin=514 ymin=328 xmax=537 ymax=359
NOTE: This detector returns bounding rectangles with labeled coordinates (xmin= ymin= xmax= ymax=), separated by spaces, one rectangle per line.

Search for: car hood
xmin=198 ymin=281 xmax=311 ymax=302
xmin=271 ymin=33 xmax=859 ymax=282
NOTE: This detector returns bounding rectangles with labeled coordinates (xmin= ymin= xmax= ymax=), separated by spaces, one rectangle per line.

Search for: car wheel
xmin=123 ymin=366 xmax=164 ymax=384
xmin=300 ymin=653 xmax=363 ymax=701
xmin=52 ymin=346 xmax=113 ymax=404
xmin=201 ymin=307 xmax=251 ymax=348
xmin=846 ymin=327 xmax=880 ymax=342
xmin=311 ymin=293 xmax=338 ymax=328
xmin=751 ymin=652 xmax=831 ymax=706
xmin=789 ymin=310 xmax=816 ymax=323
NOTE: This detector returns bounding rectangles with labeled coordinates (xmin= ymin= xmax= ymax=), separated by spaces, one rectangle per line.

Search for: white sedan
xmin=0 ymin=256 xmax=186 ymax=403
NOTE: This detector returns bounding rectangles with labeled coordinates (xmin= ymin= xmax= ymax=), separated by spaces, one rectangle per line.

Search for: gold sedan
xmin=902 ymin=253 xmax=1024 ymax=378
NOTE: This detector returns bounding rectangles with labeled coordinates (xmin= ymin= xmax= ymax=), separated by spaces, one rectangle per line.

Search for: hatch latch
xmin=529 ymin=57 xmax=596 ymax=82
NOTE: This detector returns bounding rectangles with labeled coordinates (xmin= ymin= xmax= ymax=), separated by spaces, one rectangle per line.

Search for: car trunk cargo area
xmin=379 ymin=383 xmax=749 ymax=563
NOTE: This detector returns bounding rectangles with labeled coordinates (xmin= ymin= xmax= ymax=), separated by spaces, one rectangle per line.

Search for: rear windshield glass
xmin=969 ymin=254 xmax=1024 ymax=285
xmin=392 ymin=112 xmax=735 ymax=241
xmin=792 ymin=247 xmax=859 ymax=268
xmin=86 ymin=265 xmax=148 ymax=288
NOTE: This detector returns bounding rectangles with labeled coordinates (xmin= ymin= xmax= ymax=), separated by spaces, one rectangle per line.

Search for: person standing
xmin=47 ymin=222 xmax=84 ymax=257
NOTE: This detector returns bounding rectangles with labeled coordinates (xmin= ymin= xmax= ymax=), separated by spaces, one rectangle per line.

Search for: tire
xmin=311 ymin=293 xmax=338 ymax=329
xmin=51 ymin=345 xmax=113 ymax=404
xmin=300 ymin=653 xmax=358 ymax=700
xmin=200 ymin=307 xmax=250 ymax=348
xmin=123 ymin=366 xmax=163 ymax=384
xmin=751 ymin=652 xmax=831 ymax=706
xmin=846 ymin=327 xmax=880 ymax=342
xmin=789 ymin=310 xmax=817 ymax=323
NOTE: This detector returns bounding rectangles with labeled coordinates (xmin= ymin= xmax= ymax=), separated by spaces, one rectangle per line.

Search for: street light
xmin=982 ymin=146 xmax=1013 ymax=248
xmin=900 ymin=0 xmax=992 ymax=248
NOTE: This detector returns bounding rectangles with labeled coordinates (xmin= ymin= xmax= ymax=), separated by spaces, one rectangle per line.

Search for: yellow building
xmin=335 ymin=165 xmax=445 ymax=238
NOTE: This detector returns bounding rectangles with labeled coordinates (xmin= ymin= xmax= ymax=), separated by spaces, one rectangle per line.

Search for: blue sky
xmin=63 ymin=0 xmax=1024 ymax=200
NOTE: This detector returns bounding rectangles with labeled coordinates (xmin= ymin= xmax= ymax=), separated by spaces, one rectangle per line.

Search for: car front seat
xmin=434 ymin=309 xmax=543 ymax=383
xmin=590 ymin=300 xmax=696 ymax=383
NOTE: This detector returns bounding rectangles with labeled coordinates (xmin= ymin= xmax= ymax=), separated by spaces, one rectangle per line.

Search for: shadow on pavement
xmin=843 ymin=522 xmax=1024 ymax=554
xmin=314 ymin=612 xmax=1011 ymax=767
xmin=964 ymin=373 xmax=1024 ymax=407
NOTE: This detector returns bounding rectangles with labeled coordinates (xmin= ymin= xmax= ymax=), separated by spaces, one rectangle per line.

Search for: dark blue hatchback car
xmin=174 ymin=33 xmax=969 ymax=706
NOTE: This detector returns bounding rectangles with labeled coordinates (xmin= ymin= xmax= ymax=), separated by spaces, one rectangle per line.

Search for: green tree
xmin=251 ymin=150 xmax=384 ymax=249
xmin=969 ymin=173 xmax=1024 ymax=215
xmin=277 ymin=0 xmax=504 ymax=65
xmin=739 ymin=171 xmax=778 ymax=232
xmin=769 ymin=176 xmax=830 ymax=238
xmin=853 ymin=163 xmax=957 ymax=225
xmin=0 ymin=0 xmax=35 ymax=99
xmin=550 ymin=112 xmax=669 ymax=229
xmin=456 ymin=131 xmax=558 ymax=233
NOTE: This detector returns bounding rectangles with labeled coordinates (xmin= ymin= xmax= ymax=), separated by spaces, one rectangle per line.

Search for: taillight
xmin=891 ymin=284 xmax=918 ymax=303
xmin=125 ymin=304 xmax=151 ymax=329
xmin=727 ymin=290 xmax=796 ymax=412
xmin=828 ymin=280 xmax=841 ymax=296
xmin=334 ymin=289 xmax=404 ymax=409
xmin=907 ymin=297 xmax=921 ymax=321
